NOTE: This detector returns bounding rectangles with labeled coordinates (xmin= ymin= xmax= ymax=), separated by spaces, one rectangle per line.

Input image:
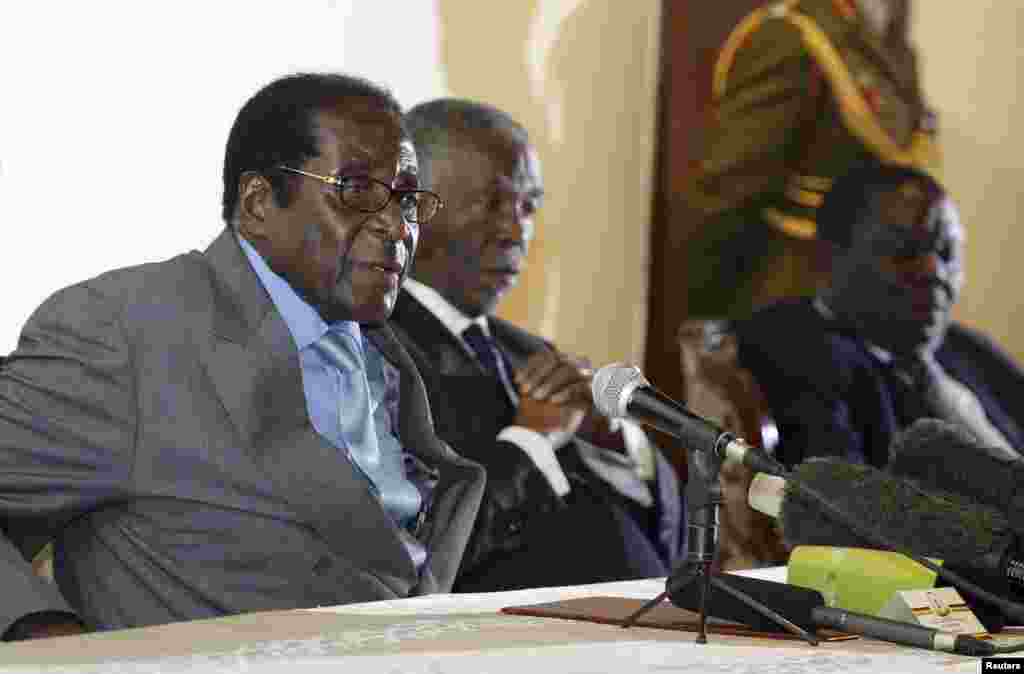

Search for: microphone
xmin=591 ymin=364 xmax=784 ymax=476
xmin=889 ymin=418 xmax=1024 ymax=529
xmin=747 ymin=459 xmax=1024 ymax=611
xmin=668 ymin=573 xmax=994 ymax=656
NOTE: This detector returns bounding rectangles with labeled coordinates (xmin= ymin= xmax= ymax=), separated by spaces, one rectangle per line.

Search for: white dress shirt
xmin=403 ymin=279 xmax=657 ymax=499
xmin=404 ymin=278 xmax=572 ymax=496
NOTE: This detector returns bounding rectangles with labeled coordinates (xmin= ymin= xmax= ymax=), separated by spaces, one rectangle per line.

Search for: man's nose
xmin=495 ymin=200 xmax=534 ymax=246
xmin=902 ymin=251 xmax=942 ymax=286
xmin=371 ymin=203 xmax=413 ymax=242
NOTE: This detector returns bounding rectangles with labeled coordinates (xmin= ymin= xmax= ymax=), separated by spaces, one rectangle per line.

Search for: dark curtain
xmin=645 ymin=0 xmax=768 ymax=405
xmin=644 ymin=1 xmax=769 ymax=478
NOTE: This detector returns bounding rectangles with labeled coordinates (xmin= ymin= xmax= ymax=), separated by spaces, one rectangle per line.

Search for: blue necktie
xmin=462 ymin=323 xmax=515 ymax=397
xmin=313 ymin=329 xmax=381 ymax=481
xmin=314 ymin=329 xmax=429 ymax=569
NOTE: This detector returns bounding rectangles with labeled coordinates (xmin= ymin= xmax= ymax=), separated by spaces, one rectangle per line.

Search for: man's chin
xmin=350 ymin=297 xmax=397 ymax=325
xmin=472 ymin=289 xmax=506 ymax=317
xmin=322 ymin=282 xmax=400 ymax=324
xmin=447 ymin=291 xmax=499 ymax=320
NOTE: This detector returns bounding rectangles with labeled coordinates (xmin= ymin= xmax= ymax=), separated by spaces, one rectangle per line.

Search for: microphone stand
xmin=621 ymin=445 xmax=818 ymax=646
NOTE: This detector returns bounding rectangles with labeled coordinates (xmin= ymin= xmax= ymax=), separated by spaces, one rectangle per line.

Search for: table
xmin=0 ymin=569 xmax=1007 ymax=673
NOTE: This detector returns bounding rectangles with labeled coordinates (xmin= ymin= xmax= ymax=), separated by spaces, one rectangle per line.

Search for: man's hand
xmin=515 ymin=348 xmax=629 ymax=450
xmin=576 ymin=412 xmax=629 ymax=452
xmin=513 ymin=349 xmax=593 ymax=442
xmin=515 ymin=395 xmax=586 ymax=441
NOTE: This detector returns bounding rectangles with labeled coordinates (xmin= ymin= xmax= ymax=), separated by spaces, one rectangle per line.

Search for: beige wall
xmin=913 ymin=3 xmax=1024 ymax=360
xmin=435 ymin=0 xmax=663 ymax=368
xmin=0 ymin=2 xmax=449 ymax=353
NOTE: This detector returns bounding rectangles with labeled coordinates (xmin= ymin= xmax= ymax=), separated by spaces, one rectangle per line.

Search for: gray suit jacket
xmin=0 ymin=228 xmax=485 ymax=633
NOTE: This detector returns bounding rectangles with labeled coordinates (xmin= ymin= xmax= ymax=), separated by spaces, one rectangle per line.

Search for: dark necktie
xmin=461 ymin=323 xmax=515 ymax=398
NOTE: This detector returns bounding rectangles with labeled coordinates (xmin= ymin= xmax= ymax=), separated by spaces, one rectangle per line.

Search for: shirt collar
xmin=236 ymin=233 xmax=361 ymax=352
xmin=403 ymin=277 xmax=490 ymax=339
xmin=813 ymin=295 xmax=893 ymax=364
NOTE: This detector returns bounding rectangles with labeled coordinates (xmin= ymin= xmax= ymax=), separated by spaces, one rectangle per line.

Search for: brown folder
xmin=502 ymin=596 xmax=858 ymax=641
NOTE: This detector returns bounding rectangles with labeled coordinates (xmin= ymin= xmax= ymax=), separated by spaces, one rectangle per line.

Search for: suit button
xmin=506 ymin=518 xmax=522 ymax=535
xmin=313 ymin=556 xmax=333 ymax=576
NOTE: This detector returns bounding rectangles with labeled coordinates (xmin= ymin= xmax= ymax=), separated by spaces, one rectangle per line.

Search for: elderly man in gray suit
xmin=0 ymin=73 xmax=484 ymax=639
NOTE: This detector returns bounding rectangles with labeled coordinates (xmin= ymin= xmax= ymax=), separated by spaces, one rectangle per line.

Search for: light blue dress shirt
xmin=238 ymin=236 xmax=426 ymax=567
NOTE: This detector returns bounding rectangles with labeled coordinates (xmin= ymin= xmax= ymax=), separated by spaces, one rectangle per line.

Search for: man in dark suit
xmin=392 ymin=99 xmax=686 ymax=591
xmin=737 ymin=163 xmax=1024 ymax=469
xmin=0 ymin=73 xmax=484 ymax=639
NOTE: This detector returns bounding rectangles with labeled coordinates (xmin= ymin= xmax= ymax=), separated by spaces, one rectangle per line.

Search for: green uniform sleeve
xmin=687 ymin=16 xmax=814 ymax=217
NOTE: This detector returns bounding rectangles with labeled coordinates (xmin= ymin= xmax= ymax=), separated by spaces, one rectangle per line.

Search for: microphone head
xmin=889 ymin=418 xmax=986 ymax=476
xmin=779 ymin=457 xmax=1015 ymax=565
xmin=591 ymin=363 xmax=649 ymax=419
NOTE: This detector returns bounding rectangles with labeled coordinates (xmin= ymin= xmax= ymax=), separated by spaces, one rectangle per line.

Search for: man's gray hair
xmin=404 ymin=98 xmax=529 ymax=189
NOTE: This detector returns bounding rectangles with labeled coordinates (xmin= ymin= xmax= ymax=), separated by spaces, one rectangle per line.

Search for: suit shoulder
xmin=944 ymin=322 xmax=1003 ymax=354
xmin=941 ymin=322 xmax=1022 ymax=375
xmin=737 ymin=299 xmax=861 ymax=389
xmin=736 ymin=299 xmax=820 ymax=346
xmin=26 ymin=251 xmax=209 ymax=334
xmin=487 ymin=316 xmax=549 ymax=355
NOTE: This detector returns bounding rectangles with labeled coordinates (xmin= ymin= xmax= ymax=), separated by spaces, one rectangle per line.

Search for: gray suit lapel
xmin=198 ymin=229 xmax=420 ymax=591
xmin=365 ymin=324 xmax=485 ymax=591
xmin=365 ymin=324 xmax=448 ymax=464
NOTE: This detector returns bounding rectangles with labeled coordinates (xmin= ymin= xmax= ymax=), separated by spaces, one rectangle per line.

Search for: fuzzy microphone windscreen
xmin=888 ymin=418 xmax=1024 ymax=533
xmin=779 ymin=457 xmax=1015 ymax=566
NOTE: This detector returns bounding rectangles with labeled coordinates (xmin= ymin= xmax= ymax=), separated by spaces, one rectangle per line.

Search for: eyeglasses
xmin=276 ymin=166 xmax=444 ymax=224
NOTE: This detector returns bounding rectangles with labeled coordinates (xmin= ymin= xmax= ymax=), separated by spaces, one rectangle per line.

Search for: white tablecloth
xmin=0 ymin=568 xmax=1002 ymax=673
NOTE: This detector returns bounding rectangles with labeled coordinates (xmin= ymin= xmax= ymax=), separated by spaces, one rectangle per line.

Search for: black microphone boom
xmin=591 ymin=364 xmax=784 ymax=476
xmin=669 ymin=573 xmax=994 ymax=656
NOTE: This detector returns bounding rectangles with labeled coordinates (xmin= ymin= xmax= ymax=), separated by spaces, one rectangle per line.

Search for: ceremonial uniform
xmin=683 ymin=0 xmax=940 ymax=319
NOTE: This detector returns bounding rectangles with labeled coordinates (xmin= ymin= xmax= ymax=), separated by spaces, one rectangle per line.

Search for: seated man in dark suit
xmin=0 ymin=73 xmax=485 ymax=640
xmin=737 ymin=163 xmax=1024 ymax=468
xmin=391 ymin=98 xmax=686 ymax=592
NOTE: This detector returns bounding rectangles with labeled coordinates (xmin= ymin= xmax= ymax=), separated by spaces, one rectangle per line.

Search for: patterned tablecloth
xmin=0 ymin=570 xmax=1010 ymax=673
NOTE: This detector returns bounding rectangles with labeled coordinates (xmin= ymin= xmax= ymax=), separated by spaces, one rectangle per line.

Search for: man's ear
xmin=237 ymin=171 xmax=274 ymax=237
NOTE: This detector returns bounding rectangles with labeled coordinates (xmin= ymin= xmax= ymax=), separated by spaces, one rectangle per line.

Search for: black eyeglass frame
xmin=275 ymin=165 xmax=444 ymax=224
